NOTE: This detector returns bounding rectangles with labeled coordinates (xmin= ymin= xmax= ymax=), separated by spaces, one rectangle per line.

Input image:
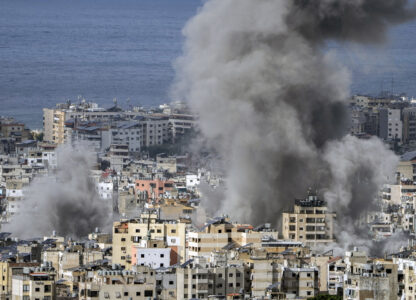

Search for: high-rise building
xmin=282 ymin=192 xmax=336 ymax=245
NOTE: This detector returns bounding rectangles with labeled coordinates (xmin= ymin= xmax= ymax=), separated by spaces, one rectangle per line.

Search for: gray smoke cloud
xmin=173 ymin=0 xmax=413 ymax=248
xmin=5 ymin=145 xmax=111 ymax=239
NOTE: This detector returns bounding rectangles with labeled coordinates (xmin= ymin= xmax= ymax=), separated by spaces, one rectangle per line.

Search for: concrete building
xmin=168 ymin=114 xmax=195 ymax=143
xmin=43 ymin=102 xmax=125 ymax=144
xmin=188 ymin=217 xmax=278 ymax=259
xmin=343 ymin=260 xmax=398 ymax=300
xmin=134 ymin=178 xmax=174 ymax=201
xmin=379 ymin=108 xmax=403 ymax=143
xmin=101 ymin=121 xmax=143 ymax=153
xmin=282 ymin=192 xmax=336 ymax=245
xmin=403 ymin=107 xmax=416 ymax=144
xmin=397 ymin=150 xmax=416 ymax=181
xmin=112 ymin=214 xmax=186 ymax=270
xmin=43 ymin=108 xmax=66 ymax=144
xmin=176 ymin=258 xmax=248 ymax=299
xmin=132 ymin=247 xmax=172 ymax=269
xmin=11 ymin=267 xmax=55 ymax=300
xmin=251 ymin=260 xmax=283 ymax=298
xmin=78 ymin=266 xmax=156 ymax=300
xmin=282 ymin=267 xmax=319 ymax=298
xmin=0 ymin=262 xmax=40 ymax=299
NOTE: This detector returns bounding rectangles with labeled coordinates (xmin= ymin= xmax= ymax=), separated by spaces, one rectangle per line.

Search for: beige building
xmin=43 ymin=108 xmax=66 ymax=144
xmin=78 ymin=266 xmax=156 ymax=300
xmin=188 ymin=218 xmax=278 ymax=259
xmin=176 ymin=258 xmax=249 ymax=299
xmin=11 ymin=268 xmax=55 ymax=300
xmin=0 ymin=262 xmax=40 ymax=299
xmin=282 ymin=193 xmax=336 ymax=245
xmin=250 ymin=259 xmax=283 ymax=298
xmin=112 ymin=213 xmax=186 ymax=270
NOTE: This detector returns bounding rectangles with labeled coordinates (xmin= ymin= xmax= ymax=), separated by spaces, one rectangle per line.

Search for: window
xmin=124 ymin=292 xmax=128 ymax=296
xmin=144 ymin=290 xmax=153 ymax=297
xmin=160 ymin=254 xmax=164 ymax=258
xmin=169 ymin=281 xmax=174 ymax=285
xmin=23 ymin=296 xmax=30 ymax=300
xmin=35 ymin=287 xmax=40 ymax=292
xmin=23 ymin=285 xmax=29 ymax=292
xmin=141 ymin=254 xmax=145 ymax=258
xmin=171 ymin=229 xmax=176 ymax=233
xmin=44 ymin=285 xmax=51 ymax=292
xmin=121 ymin=238 xmax=126 ymax=242
xmin=136 ymin=292 xmax=141 ymax=296
xmin=104 ymin=292 xmax=110 ymax=298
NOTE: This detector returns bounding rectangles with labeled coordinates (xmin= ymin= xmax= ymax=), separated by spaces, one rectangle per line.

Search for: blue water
xmin=1 ymin=0 xmax=416 ymax=129
xmin=0 ymin=0 xmax=200 ymax=129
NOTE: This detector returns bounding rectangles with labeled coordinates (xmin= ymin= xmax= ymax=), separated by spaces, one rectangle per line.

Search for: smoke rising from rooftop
xmin=173 ymin=0 xmax=412 ymax=248
xmin=5 ymin=145 xmax=111 ymax=239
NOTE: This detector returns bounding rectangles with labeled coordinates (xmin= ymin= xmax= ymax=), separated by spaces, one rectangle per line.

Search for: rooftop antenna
xmin=113 ymin=97 xmax=118 ymax=107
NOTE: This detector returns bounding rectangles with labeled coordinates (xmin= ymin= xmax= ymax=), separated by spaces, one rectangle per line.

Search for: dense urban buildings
xmin=2 ymin=98 xmax=416 ymax=299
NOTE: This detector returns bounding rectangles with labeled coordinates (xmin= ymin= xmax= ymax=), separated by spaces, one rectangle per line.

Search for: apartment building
xmin=11 ymin=267 xmax=55 ymax=300
xmin=344 ymin=260 xmax=398 ymax=300
xmin=188 ymin=217 xmax=278 ymax=259
xmin=0 ymin=262 xmax=40 ymax=300
xmin=141 ymin=116 xmax=169 ymax=147
xmin=168 ymin=114 xmax=195 ymax=143
xmin=250 ymin=260 xmax=283 ymax=298
xmin=282 ymin=267 xmax=319 ymax=298
xmin=397 ymin=150 xmax=416 ymax=182
xmin=112 ymin=214 xmax=186 ymax=270
xmin=176 ymin=258 xmax=249 ymax=299
xmin=101 ymin=121 xmax=142 ymax=153
xmin=43 ymin=108 xmax=66 ymax=144
xmin=403 ymin=107 xmax=416 ymax=144
xmin=282 ymin=192 xmax=336 ymax=245
xmin=43 ymin=102 xmax=125 ymax=144
xmin=379 ymin=108 xmax=403 ymax=143
xmin=134 ymin=178 xmax=175 ymax=201
xmin=78 ymin=266 xmax=156 ymax=300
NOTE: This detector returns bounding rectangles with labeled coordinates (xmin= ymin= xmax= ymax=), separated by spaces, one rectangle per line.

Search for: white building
xmin=186 ymin=174 xmax=200 ymax=190
xmin=96 ymin=181 xmax=113 ymax=200
xmin=133 ymin=247 xmax=172 ymax=269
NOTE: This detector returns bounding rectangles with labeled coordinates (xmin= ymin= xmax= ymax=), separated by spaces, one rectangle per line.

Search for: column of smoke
xmin=5 ymin=145 xmax=111 ymax=239
xmin=173 ymin=0 xmax=415 ymax=252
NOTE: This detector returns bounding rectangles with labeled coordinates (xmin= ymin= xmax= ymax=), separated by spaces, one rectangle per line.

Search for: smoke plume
xmin=173 ymin=0 xmax=413 ymax=247
xmin=5 ymin=145 xmax=111 ymax=239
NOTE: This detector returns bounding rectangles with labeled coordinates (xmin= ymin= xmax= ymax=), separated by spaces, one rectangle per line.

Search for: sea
xmin=1 ymin=0 xmax=416 ymax=129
